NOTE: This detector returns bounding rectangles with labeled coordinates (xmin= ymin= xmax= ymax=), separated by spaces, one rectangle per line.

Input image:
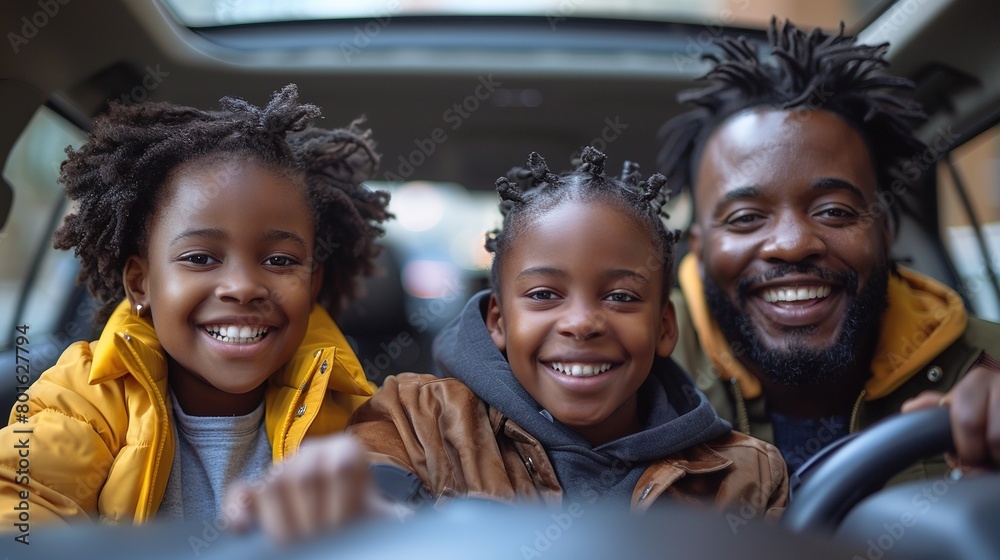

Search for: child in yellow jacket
xmin=0 ymin=84 xmax=390 ymax=532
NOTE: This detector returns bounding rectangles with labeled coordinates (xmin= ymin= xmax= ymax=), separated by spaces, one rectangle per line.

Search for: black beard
xmin=703 ymin=262 xmax=888 ymax=387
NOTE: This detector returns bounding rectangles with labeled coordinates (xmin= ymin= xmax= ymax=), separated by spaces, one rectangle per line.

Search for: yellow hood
xmin=677 ymin=254 xmax=967 ymax=400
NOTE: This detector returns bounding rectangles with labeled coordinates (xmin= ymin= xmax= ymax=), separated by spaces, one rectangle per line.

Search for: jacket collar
xmin=88 ymin=299 xmax=372 ymax=397
xmin=268 ymin=305 xmax=373 ymax=397
xmin=660 ymin=442 xmax=733 ymax=474
xmin=89 ymin=300 xmax=165 ymax=386
xmin=677 ymin=253 xmax=967 ymax=400
xmin=631 ymin=444 xmax=734 ymax=510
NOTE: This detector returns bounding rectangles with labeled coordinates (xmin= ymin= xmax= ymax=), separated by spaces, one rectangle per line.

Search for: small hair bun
xmin=642 ymin=172 xmax=671 ymax=218
xmin=620 ymin=160 xmax=641 ymax=186
xmin=495 ymin=176 xmax=525 ymax=203
xmin=526 ymin=152 xmax=560 ymax=186
xmin=577 ymin=146 xmax=607 ymax=176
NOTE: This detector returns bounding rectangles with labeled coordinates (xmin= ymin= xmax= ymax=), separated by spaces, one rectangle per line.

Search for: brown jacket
xmin=348 ymin=374 xmax=787 ymax=515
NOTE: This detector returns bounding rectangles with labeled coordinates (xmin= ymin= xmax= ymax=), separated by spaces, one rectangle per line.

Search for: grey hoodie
xmin=432 ymin=290 xmax=732 ymax=505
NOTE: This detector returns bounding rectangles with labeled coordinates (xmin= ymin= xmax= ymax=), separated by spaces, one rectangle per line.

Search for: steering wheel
xmin=781 ymin=406 xmax=953 ymax=533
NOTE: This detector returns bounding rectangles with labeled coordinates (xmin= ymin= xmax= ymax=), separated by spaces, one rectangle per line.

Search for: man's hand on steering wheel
xmin=901 ymin=351 xmax=1000 ymax=470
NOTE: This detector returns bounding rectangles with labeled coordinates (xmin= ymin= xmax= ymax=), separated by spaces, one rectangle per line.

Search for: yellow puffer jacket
xmin=0 ymin=300 xmax=373 ymax=527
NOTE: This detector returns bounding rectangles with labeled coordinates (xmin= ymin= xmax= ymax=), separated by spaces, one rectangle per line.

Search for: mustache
xmin=735 ymin=263 xmax=858 ymax=303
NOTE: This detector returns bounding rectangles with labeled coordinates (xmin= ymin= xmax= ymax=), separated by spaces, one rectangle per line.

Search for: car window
xmin=333 ymin=180 xmax=499 ymax=379
xmin=161 ymin=0 xmax=888 ymax=30
xmin=938 ymin=123 xmax=1000 ymax=321
xmin=0 ymin=106 xmax=85 ymax=350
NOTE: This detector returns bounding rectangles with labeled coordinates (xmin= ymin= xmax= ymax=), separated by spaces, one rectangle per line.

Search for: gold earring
xmin=134 ymin=303 xmax=145 ymax=317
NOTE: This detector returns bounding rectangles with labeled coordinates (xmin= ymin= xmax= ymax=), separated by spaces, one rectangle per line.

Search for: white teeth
xmin=762 ymin=285 xmax=831 ymax=303
xmin=205 ymin=324 xmax=269 ymax=344
xmin=549 ymin=362 xmax=613 ymax=377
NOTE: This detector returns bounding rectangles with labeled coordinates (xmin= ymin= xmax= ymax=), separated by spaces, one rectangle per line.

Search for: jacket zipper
xmin=729 ymin=378 xmax=751 ymax=435
xmin=120 ymin=333 xmax=169 ymax=523
xmin=848 ymin=389 xmax=866 ymax=433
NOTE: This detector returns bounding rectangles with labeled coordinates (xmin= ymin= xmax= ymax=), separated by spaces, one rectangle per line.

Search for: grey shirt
xmin=157 ymin=392 xmax=272 ymax=521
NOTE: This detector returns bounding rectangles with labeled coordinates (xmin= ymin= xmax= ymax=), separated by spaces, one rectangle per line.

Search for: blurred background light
xmin=402 ymin=260 xmax=462 ymax=299
xmin=394 ymin=182 xmax=446 ymax=232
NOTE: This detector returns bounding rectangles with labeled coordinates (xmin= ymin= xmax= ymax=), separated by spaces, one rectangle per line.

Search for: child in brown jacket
xmin=227 ymin=147 xmax=787 ymax=542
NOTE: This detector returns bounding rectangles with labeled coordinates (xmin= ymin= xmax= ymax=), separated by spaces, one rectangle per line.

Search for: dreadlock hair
xmin=658 ymin=18 xmax=927 ymax=226
xmin=486 ymin=146 xmax=679 ymax=303
xmin=53 ymin=83 xmax=391 ymax=322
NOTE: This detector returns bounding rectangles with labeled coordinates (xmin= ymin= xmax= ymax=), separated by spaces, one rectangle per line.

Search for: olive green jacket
xmin=671 ymin=256 xmax=1000 ymax=483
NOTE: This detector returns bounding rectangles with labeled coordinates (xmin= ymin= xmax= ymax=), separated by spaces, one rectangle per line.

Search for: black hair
xmin=658 ymin=18 xmax=927 ymax=223
xmin=485 ymin=146 xmax=679 ymax=302
xmin=53 ymin=84 xmax=391 ymax=322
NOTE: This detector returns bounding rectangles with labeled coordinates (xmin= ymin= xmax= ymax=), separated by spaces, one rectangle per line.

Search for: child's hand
xmin=223 ymin=433 xmax=393 ymax=544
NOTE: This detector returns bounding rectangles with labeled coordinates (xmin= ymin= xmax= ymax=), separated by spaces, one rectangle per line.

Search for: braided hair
xmin=53 ymin=84 xmax=390 ymax=322
xmin=486 ymin=146 xmax=679 ymax=302
xmin=658 ymin=18 xmax=927 ymax=222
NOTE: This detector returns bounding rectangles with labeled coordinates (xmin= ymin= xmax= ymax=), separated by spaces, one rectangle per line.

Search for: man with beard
xmin=659 ymin=19 xmax=1000 ymax=477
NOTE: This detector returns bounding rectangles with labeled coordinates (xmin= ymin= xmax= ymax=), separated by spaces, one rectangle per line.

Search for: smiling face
xmin=487 ymin=199 xmax=677 ymax=445
xmin=124 ymin=157 xmax=320 ymax=416
xmin=691 ymin=108 xmax=890 ymax=386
